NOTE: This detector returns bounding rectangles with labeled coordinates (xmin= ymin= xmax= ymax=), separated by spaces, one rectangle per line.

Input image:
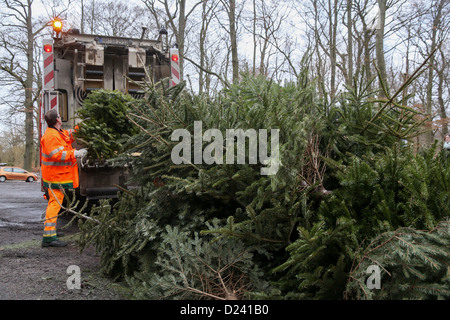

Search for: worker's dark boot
xmin=41 ymin=240 xmax=67 ymax=247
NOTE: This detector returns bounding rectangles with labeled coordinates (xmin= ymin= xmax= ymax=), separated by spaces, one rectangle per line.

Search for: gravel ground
xmin=0 ymin=180 xmax=130 ymax=300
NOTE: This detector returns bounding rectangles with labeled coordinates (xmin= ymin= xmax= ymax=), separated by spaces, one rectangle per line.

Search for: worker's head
xmin=44 ymin=109 xmax=61 ymax=127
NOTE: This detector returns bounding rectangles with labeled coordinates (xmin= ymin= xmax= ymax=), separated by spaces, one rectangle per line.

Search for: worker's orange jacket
xmin=40 ymin=127 xmax=79 ymax=189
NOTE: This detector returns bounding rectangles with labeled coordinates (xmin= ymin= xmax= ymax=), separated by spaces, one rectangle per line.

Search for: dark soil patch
xmin=0 ymin=215 xmax=130 ymax=300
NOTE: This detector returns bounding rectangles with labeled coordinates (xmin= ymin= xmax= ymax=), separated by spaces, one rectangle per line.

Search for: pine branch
xmin=40 ymin=187 xmax=100 ymax=225
xmin=361 ymin=46 xmax=439 ymax=134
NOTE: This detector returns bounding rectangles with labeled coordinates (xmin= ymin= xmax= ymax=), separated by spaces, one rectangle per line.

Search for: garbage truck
xmin=39 ymin=19 xmax=180 ymax=199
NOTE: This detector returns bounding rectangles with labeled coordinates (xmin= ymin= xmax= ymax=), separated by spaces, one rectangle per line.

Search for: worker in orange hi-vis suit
xmin=40 ymin=109 xmax=87 ymax=247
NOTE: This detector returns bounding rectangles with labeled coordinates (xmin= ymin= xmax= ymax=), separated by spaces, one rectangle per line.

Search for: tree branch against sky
xmin=0 ymin=0 xmax=71 ymax=168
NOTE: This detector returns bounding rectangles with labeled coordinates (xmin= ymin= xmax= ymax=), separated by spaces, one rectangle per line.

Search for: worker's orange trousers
xmin=42 ymin=188 xmax=64 ymax=243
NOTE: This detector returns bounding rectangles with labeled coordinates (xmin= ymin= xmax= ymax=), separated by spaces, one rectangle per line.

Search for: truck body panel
xmin=40 ymin=27 xmax=176 ymax=199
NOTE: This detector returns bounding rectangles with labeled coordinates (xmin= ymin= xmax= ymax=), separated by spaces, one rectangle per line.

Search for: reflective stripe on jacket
xmin=41 ymin=127 xmax=79 ymax=189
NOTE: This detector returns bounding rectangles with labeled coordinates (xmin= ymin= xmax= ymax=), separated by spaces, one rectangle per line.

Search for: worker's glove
xmin=74 ymin=148 xmax=87 ymax=158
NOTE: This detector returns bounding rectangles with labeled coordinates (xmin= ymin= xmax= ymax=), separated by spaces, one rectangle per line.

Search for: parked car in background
xmin=0 ymin=166 xmax=38 ymax=182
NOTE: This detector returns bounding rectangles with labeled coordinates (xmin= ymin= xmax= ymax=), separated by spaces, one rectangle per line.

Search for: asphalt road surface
xmin=0 ymin=180 xmax=47 ymax=228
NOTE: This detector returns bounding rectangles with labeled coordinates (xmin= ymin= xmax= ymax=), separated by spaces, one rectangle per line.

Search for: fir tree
xmin=74 ymin=66 xmax=449 ymax=300
xmin=345 ymin=221 xmax=450 ymax=300
xmin=74 ymin=90 xmax=138 ymax=162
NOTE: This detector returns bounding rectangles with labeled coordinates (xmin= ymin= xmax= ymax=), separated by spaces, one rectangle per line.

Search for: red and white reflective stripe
xmin=171 ymin=62 xmax=180 ymax=87
xmin=48 ymin=91 xmax=58 ymax=110
xmin=43 ymin=39 xmax=54 ymax=90
xmin=170 ymin=48 xmax=180 ymax=87
xmin=50 ymin=94 xmax=57 ymax=109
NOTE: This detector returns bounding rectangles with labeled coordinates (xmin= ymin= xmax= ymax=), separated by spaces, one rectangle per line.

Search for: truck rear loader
xmin=40 ymin=19 xmax=180 ymax=199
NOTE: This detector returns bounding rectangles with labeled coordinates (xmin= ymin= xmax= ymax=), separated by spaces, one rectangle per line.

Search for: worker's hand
xmin=74 ymin=148 xmax=87 ymax=158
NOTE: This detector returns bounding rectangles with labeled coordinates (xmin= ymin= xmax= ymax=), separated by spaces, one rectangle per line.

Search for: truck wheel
xmin=0 ymin=176 xmax=6 ymax=182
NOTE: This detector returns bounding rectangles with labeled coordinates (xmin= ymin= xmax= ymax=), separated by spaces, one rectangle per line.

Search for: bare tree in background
xmin=0 ymin=0 xmax=49 ymax=170
xmin=299 ymin=0 xmax=343 ymax=100
xmin=353 ymin=0 xmax=377 ymax=91
xmin=406 ymin=0 xmax=449 ymax=142
xmin=197 ymin=0 xmax=219 ymax=94
xmin=375 ymin=0 xmax=388 ymax=97
xmin=252 ymin=0 xmax=286 ymax=78
xmin=0 ymin=123 xmax=25 ymax=165
xmin=73 ymin=0 xmax=156 ymax=38
xmin=436 ymin=42 xmax=449 ymax=135
xmin=150 ymin=0 xmax=203 ymax=83
xmin=346 ymin=0 xmax=353 ymax=87
xmin=215 ymin=0 xmax=239 ymax=83
xmin=424 ymin=0 xmax=448 ymax=142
